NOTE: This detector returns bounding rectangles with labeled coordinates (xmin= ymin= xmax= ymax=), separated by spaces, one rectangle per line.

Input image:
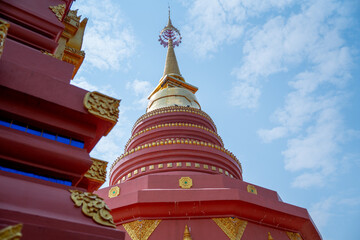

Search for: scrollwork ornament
xmin=84 ymin=91 xmax=120 ymax=124
xmin=84 ymin=158 xmax=107 ymax=183
xmin=69 ymin=190 xmax=116 ymax=228
xmin=0 ymin=224 xmax=22 ymax=240
xmin=49 ymin=4 xmax=66 ymax=21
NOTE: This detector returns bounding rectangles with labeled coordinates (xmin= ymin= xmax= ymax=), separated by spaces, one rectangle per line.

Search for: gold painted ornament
xmin=108 ymin=186 xmax=120 ymax=198
xmin=69 ymin=190 xmax=116 ymax=228
xmin=179 ymin=177 xmax=193 ymax=189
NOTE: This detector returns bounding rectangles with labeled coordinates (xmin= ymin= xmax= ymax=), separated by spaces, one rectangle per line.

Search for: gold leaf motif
xmin=49 ymin=4 xmax=66 ymax=21
xmin=0 ymin=223 xmax=23 ymax=240
xmin=69 ymin=189 xmax=116 ymax=228
xmin=84 ymin=158 xmax=107 ymax=183
xmin=286 ymin=232 xmax=303 ymax=240
xmin=108 ymin=186 xmax=120 ymax=198
xmin=84 ymin=91 xmax=120 ymax=124
xmin=179 ymin=177 xmax=193 ymax=189
xmin=123 ymin=220 xmax=161 ymax=240
xmin=212 ymin=217 xmax=247 ymax=240
xmin=0 ymin=19 xmax=10 ymax=59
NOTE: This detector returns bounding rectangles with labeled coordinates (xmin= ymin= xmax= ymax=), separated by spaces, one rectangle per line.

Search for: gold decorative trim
xmin=247 ymin=185 xmax=257 ymax=195
xmin=84 ymin=91 xmax=120 ymax=124
xmin=0 ymin=224 xmax=23 ymax=240
xmin=179 ymin=177 xmax=193 ymax=189
xmin=69 ymin=190 xmax=116 ymax=228
xmin=108 ymin=186 xmax=120 ymax=198
xmin=123 ymin=220 xmax=161 ymax=240
xmin=49 ymin=4 xmax=66 ymax=21
xmin=286 ymin=232 xmax=303 ymax=240
xmin=64 ymin=45 xmax=85 ymax=57
xmin=212 ymin=217 xmax=247 ymax=240
xmin=84 ymin=158 xmax=107 ymax=183
xmin=111 ymin=138 xmax=241 ymax=173
xmin=183 ymin=225 xmax=192 ymax=240
xmin=0 ymin=19 xmax=10 ymax=59
xmin=133 ymin=106 xmax=217 ymax=132
xmin=125 ymin=122 xmax=223 ymax=151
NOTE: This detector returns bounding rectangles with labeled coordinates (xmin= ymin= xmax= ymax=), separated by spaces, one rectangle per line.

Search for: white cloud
xmin=72 ymin=0 xmax=136 ymax=70
xmin=71 ymin=76 xmax=119 ymax=98
xmin=126 ymin=79 xmax=153 ymax=109
xmin=182 ymin=0 xmax=295 ymax=58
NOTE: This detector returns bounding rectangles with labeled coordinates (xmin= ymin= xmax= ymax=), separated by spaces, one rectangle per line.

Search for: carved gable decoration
xmin=69 ymin=190 xmax=116 ymax=228
xmin=84 ymin=91 xmax=120 ymax=124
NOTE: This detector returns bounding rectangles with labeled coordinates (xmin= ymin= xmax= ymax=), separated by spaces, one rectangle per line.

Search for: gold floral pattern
xmin=69 ymin=190 xmax=116 ymax=228
xmin=84 ymin=158 xmax=107 ymax=183
xmin=108 ymin=186 xmax=120 ymax=198
xmin=123 ymin=220 xmax=161 ymax=240
xmin=286 ymin=232 xmax=303 ymax=240
xmin=49 ymin=4 xmax=66 ymax=21
xmin=212 ymin=217 xmax=247 ymax=240
xmin=84 ymin=91 xmax=120 ymax=124
xmin=179 ymin=177 xmax=193 ymax=189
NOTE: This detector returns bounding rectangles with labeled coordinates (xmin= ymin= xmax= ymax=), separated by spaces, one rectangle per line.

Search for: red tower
xmin=97 ymin=13 xmax=322 ymax=240
xmin=0 ymin=1 xmax=124 ymax=239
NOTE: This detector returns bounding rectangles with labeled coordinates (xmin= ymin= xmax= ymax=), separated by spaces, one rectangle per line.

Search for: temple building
xmin=0 ymin=0 xmax=124 ymax=239
xmin=97 ymin=11 xmax=322 ymax=240
xmin=0 ymin=1 xmax=322 ymax=240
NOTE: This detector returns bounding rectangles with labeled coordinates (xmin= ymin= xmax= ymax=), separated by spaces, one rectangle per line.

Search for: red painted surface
xmin=103 ymin=104 xmax=322 ymax=239
xmin=0 ymin=1 xmax=126 ymax=238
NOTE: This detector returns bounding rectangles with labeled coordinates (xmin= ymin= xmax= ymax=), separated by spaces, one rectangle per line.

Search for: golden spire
xmin=183 ymin=225 xmax=192 ymax=240
xmin=159 ymin=8 xmax=183 ymax=80
xmin=163 ymin=38 xmax=181 ymax=77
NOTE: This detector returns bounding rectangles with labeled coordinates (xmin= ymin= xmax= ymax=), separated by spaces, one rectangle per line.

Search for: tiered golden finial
xmin=183 ymin=225 xmax=192 ymax=240
xmin=159 ymin=7 xmax=182 ymax=79
xmin=147 ymin=9 xmax=200 ymax=112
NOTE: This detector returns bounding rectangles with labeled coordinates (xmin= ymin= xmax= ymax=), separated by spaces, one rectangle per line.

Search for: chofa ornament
xmin=69 ymin=190 xmax=116 ymax=228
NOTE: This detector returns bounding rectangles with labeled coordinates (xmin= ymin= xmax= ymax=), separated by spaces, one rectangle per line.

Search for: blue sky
xmin=71 ymin=0 xmax=360 ymax=239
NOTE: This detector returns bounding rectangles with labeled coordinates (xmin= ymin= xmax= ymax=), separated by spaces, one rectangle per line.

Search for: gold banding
xmin=133 ymin=106 xmax=216 ymax=133
xmin=69 ymin=190 xmax=116 ymax=228
xmin=179 ymin=177 xmax=193 ymax=189
xmin=125 ymin=121 xmax=223 ymax=151
xmin=111 ymin=138 xmax=242 ymax=174
xmin=108 ymin=186 xmax=120 ymax=198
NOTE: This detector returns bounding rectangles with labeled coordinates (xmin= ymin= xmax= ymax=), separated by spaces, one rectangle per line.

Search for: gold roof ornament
xmin=183 ymin=225 xmax=192 ymax=240
xmin=147 ymin=9 xmax=201 ymax=112
xmin=0 ymin=19 xmax=10 ymax=59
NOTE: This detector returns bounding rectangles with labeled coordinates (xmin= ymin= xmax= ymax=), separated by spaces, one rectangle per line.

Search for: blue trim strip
xmin=0 ymin=166 xmax=72 ymax=186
